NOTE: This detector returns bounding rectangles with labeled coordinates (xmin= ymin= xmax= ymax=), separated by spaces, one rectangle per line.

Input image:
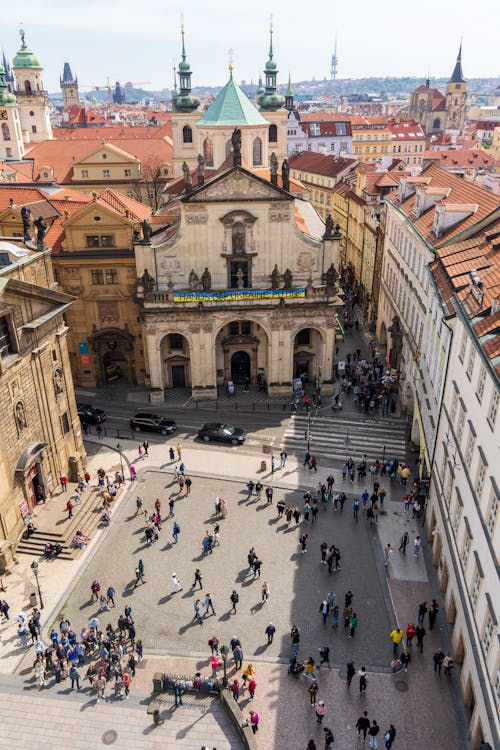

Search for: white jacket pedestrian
xmin=171 ymin=573 xmax=182 ymax=593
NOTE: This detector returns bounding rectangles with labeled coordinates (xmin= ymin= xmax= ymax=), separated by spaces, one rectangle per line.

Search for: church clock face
xmin=0 ymin=110 xmax=8 ymax=121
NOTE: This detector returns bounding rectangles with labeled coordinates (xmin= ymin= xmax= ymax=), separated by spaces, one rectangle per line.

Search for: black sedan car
xmin=77 ymin=403 xmax=107 ymax=425
xmin=129 ymin=412 xmax=177 ymax=435
xmin=197 ymin=423 xmax=246 ymax=445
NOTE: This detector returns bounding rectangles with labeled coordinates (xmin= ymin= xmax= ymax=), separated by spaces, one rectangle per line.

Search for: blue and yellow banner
xmin=173 ymin=288 xmax=306 ymax=303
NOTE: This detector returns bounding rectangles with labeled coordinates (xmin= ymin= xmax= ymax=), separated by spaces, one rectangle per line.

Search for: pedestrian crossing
xmin=282 ymin=413 xmax=408 ymax=464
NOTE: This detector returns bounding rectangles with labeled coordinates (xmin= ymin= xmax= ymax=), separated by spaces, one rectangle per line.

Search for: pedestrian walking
xmin=319 ymin=599 xmax=330 ymax=625
xmin=352 ymin=498 xmax=360 ymax=522
xmin=121 ymin=671 xmax=131 ymax=699
xmin=69 ymin=664 xmax=81 ymax=690
xmin=142 ymin=439 xmax=149 ymax=456
xmin=261 ymin=581 xmax=270 ymax=603
xmin=308 ymin=680 xmax=319 ymax=706
xmin=398 ymin=531 xmax=409 ymax=555
xmin=169 ymin=446 xmax=175 ymax=462
xmin=193 ymin=599 xmax=203 ymax=625
xmin=390 ymin=628 xmax=404 ymax=658
xmin=134 ymin=560 xmax=145 ymax=588
xmin=174 ymin=679 xmax=183 ymax=707
xmin=138 ymin=445 xmax=144 ymax=461
xmin=176 ymin=443 xmax=182 ymax=460
xmin=323 ymin=727 xmax=335 ymax=750
xmin=359 ymin=666 xmax=367 ymax=693
xmin=252 ymin=558 xmax=262 ymax=578
xmin=290 ymin=624 xmax=300 ymax=655
xmin=248 ymin=709 xmax=259 ymax=734
xmin=346 ymin=661 xmax=356 ymax=686
xmin=368 ymin=720 xmax=380 ymax=749
xmin=433 ymin=648 xmax=445 ymax=676
xmin=384 ymin=725 xmax=396 ymax=749
xmin=135 ymin=496 xmax=143 ymax=515
xmin=310 ymin=456 xmax=318 ymax=472
xmin=230 ymin=589 xmax=239 ymax=613
xmin=265 ymin=486 xmax=273 ymax=504
xmin=383 ymin=544 xmax=393 ymax=567
xmin=1 ymin=599 xmax=9 ymax=621
xmin=318 ymin=646 xmax=331 ymax=669
xmin=349 ymin=612 xmax=358 ymax=638
xmin=417 ymin=601 xmax=427 ymax=625
xmin=299 ymin=533 xmax=308 ymax=554
xmin=204 ymin=593 xmax=216 ymax=616
xmin=60 ymin=474 xmax=68 ymax=491
xmin=248 ymin=677 xmax=257 ymax=700
xmin=233 ymin=645 xmax=243 ymax=670
xmin=356 ymin=711 xmax=370 ymax=740
xmin=416 ymin=624 xmax=426 ymax=653
xmin=106 ymin=586 xmax=116 ymax=608
xmin=208 ymin=636 xmax=219 ymax=655
xmin=443 ymin=652 xmax=454 ymax=677
xmin=192 ymin=568 xmax=203 ymax=589
xmin=315 ymin=700 xmax=327 ymax=724
xmin=280 ymin=450 xmax=287 ymax=468
xmin=95 ymin=674 xmax=106 ymax=702
xmin=91 ymin=580 xmax=101 ymax=601
xmin=406 ymin=622 xmax=416 ymax=647
xmin=413 ymin=535 xmax=421 ymax=557
xmin=66 ymin=499 xmax=73 ymax=519
xmin=185 ymin=477 xmax=192 ymax=495
xmin=172 ymin=521 xmax=180 ymax=543
xmin=428 ymin=599 xmax=439 ymax=630
xmin=304 ymin=451 xmax=311 ymax=468
xmin=265 ymin=622 xmax=276 ymax=645
xmin=400 ymin=648 xmax=411 ymax=672
xmin=255 ymin=481 xmax=263 ymax=500
xmin=230 ymin=678 xmax=240 ymax=701
xmin=211 ymin=654 xmax=220 ymax=677
xmin=171 ymin=573 xmax=182 ymax=594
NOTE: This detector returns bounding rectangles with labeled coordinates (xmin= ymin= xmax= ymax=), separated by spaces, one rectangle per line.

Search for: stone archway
xmin=293 ymin=327 xmax=324 ymax=386
xmin=160 ymin=332 xmax=191 ymax=389
xmin=89 ymin=328 xmax=135 ymax=386
xmin=215 ymin=319 xmax=269 ymax=387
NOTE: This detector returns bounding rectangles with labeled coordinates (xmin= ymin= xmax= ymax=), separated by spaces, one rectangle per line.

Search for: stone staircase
xmin=16 ymin=485 xmax=117 ymax=561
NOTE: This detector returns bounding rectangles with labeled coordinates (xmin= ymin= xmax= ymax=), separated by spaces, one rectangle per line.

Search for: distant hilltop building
xmin=408 ymin=44 xmax=467 ymax=135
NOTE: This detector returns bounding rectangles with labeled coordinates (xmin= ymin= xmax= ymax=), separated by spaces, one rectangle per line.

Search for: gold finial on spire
xmin=180 ymin=13 xmax=184 ymax=35
xmin=269 ymin=13 xmax=273 ymax=34
xmin=228 ymin=48 xmax=234 ymax=73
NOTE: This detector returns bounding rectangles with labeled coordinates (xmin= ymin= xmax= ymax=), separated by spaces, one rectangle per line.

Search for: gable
xmin=74 ymin=144 xmax=139 ymax=167
xmin=63 ymin=201 xmax=133 ymax=229
xmin=184 ymin=167 xmax=291 ymax=203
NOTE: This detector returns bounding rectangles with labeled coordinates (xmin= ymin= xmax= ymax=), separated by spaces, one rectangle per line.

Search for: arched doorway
xmin=293 ymin=327 xmax=323 ymax=385
xmin=160 ymin=333 xmax=191 ymax=389
xmin=231 ymin=351 xmax=250 ymax=383
xmin=90 ymin=328 xmax=136 ymax=386
xmin=102 ymin=350 xmax=129 ymax=383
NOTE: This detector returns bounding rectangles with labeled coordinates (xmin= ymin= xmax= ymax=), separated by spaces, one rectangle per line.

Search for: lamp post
xmin=220 ymin=644 xmax=229 ymax=688
xmin=116 ymin=442 xmax=124 ymax=481
xmin=30 ymin=560 xmax=44 ymax=609
xmin=344 ymin=429 xmax=351 ymax=462
xmin=306 ymin=409 xmax=312 ymax=453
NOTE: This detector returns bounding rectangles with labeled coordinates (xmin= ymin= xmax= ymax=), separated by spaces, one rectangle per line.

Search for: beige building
xmin=0 ymin=239 xmax=84 ymax=569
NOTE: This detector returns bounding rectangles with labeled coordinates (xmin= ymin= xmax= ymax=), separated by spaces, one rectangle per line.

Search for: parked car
xmin=129 ymin=412 xmax=177 ymax=435
xmin=197 ymin=423 xmax=246 ymax=445
xmin=77 ymin=403 xmax=107 ymax=425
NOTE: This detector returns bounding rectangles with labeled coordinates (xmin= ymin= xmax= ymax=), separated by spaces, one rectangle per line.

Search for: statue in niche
xmin=270 ymin=152 xmax=278 ymax=183
xmin=324 ymin=262 xmax=338 ymax=290
xmin=141 ymin=268 xmax=155 ymax=293
xmin=197 ymin=154 xmax=205 ymax=186
xmin=141 ymin=219 xmax=151 ymax=244
xmin=270 ymin=264 xmax=280 ymax=289
xmin=188 ymin=269 xmax=199 ymax=291
xmin=231 ymin=127 xmax=242 ymax=165
xmin=201 ymin=267 xmax=212 ymax=291
xmin=236 ymin=266 xmax=245 ymax=290
xmin=182 ymin=161 xmax=192 ymax=191
xmin=34 ymin=216 xmax=47 ymax=249
xmin=21 ymin=206 xmax=32 ymax=241
xmin=53 ymin=367 xmax=65 ymax=397
xmin=232 ymin=227 xmax=245 ymax=253
xmin=281 ymin=159 xmax=290 ymax=191
xmin=15 ymin=401 xmax=27 ymax=431
xmin=324 ymin=213 xmax=334 ymax=238
xmin=283 ymin=268 xmax=293 ymax=289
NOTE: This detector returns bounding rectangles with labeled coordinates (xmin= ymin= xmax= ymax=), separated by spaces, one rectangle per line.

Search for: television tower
xmin=330 ymin=34 xmax=338 ymax=80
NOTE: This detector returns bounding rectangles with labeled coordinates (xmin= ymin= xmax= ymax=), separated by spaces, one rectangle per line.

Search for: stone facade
xmin=0 ymin=244 xmax=85 ymax=569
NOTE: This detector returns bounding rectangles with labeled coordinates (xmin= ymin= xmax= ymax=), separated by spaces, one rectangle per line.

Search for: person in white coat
xmin=171 ymin=573 xmax=182 ymax=593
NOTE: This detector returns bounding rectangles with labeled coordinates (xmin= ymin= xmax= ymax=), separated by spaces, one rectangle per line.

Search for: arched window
xmin=269 ymin=124 xmax=278 ymax=143
xmin=24 ymin=80 xmax=32 ymax=94
xmin=432 ymin=118 xmax=441 ymax=130
xmin=182 ymin=125 xmax=193 ymax=144
xmin=1 ymin=123 xmax=11 ymax=141
xmin=225 ymin=139 xmax=232 ymax=158
xmin=203 ymin=137 xmax=214 ymax=167
xmin=252 ymin=137 xmax=262 ymax=166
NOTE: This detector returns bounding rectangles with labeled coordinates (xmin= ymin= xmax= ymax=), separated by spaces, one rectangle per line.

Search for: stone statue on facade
xmin=231 ymin=127 xmax=242 ymax=166
xmin=15 ymin=401 xmax=27 ymax=431
xmin=34 ymin=216 xmax=47 ymax=249
xmin=188 ymin=269 xmax=199 ymax=291
xmin=201 ymin=267 xmax=212 ymax=291
xmin=141 ymin=268 xmax=155 ymax=293
xmin=53 ymin=367 xmax=65 ymax=397
xmin=232 ymin=229 xmax=245 ymax=253
xmin=197 ymin=154 xmax=205 ymax=186
xmin=388 ymin=315 xmax=403 ymax=368
xmin=141 ymin=219 xmax=151 ymax=244
xmin=270 ymin=264 xmax=280 ymax=289
xmin=283 ymin=268 xmax=293 ymax=290
xmin=21 ymin=206 xmax=32 ymax=241
xmin=324 ymin=262 xmax=338 ymax=291
xmin=270 ymin=152 xmax=278 ymax=185
xmin=281 ymin=159 xmax=290 ymax=191
xmin=182 ymin=161 xmax=192 ymax=191
xmin=236 ymin=266 xmax=245 ymax=289
xmin=323 ymin=213 xmax=334 ymax=239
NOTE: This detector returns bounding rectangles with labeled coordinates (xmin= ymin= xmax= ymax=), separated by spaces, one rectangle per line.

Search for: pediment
xmin=63 ymin=201 xmax=132 ymax=228
xmin=184 ymin=166 xmax=291 ymax=203
xmin=75 ymin=143 xmax=139 ymax=167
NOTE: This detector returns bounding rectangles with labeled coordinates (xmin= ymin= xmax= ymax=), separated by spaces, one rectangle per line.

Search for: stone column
xmin=320 ymin=319 xmax=336 ymax=394
xmin=191 ymin=326 xmax=217 ymax=400
xmin=146 ymin=334 xmax=164 ymax=402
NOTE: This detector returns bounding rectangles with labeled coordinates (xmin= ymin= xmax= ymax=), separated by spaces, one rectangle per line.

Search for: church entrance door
xmin=231 ymin=351 xmax=251 ymax=383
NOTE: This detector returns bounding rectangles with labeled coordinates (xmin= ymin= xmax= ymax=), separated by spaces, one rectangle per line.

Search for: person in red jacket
xmin=406 ymin=622 xmax=416 ymax=648
xmin=121 ymin=671 xmax=131 ymax=699
xmin=248 ymin=677 xmax=257 ymax=700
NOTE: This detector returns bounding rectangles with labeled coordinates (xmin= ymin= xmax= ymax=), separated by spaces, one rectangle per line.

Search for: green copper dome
xmin=0 ymin=64 xmax=16 ymax=105
xmin=13 ymin=42 xmax=40 ymax=69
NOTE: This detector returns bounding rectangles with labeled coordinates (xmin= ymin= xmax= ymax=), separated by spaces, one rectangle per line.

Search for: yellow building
xmin=351 ymin=116 xmax=393 ymax=164
xmin=288 ymin=152 xmax=358 ymax=220
xmin=0 ymin=233 xmax=84 ymax=568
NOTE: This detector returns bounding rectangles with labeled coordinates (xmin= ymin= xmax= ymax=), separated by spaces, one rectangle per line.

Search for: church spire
xmin=450 ymin=40 xmax=465 ymax=83
xmin=285 ymin=72 xmax=294 ymax=111
xmin=172 ymin=22 xmax=200 ymax=113
xmin=258 ymin=19 xmax=285 ymax=111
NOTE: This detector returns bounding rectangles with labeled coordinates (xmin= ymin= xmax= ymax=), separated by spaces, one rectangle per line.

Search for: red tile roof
xmin=288 ymin=152 xmax=358 ymax=178
xmin=300 ymin=121 xmax=352 ymax=138
xmin=423 ymin=149 xmax=497 ymax=169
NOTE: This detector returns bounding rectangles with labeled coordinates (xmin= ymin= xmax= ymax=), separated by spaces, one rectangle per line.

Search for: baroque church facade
xmin=135 ymin=30 xmax=342 ymax=400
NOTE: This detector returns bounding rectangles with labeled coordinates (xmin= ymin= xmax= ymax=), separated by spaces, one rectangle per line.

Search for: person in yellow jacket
xmin=242 ymin=663 xmax=255 ymax=689
xmin=390 ymin=627 xmax=404 ymax=658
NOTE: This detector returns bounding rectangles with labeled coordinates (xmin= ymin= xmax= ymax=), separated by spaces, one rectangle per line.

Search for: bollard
xmin=153 ymin=709 xmax=160 ymax=725
xmin=260 ymin=460 xmax=267 ymax=472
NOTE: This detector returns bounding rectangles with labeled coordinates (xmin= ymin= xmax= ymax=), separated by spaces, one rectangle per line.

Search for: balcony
xmin=141 ymin=284 xmax=338 ymax=310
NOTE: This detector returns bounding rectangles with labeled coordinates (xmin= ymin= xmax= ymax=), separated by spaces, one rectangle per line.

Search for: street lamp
xmin=30 ymin=560 xmax=44 ymax=610
xmin=116 ymin=442 xmax=124 ymax=481
xmin=344 ymin=429 xmax=351 ymax=461
xmin=220 ymin=644 xmax=229 ymax=688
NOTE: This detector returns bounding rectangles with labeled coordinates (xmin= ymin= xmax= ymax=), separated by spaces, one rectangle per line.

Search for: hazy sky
xmin=2 ymin=0 xmax=499 ymax=92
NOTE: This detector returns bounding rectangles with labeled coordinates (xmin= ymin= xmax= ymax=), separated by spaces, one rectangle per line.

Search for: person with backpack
xmin=106 ymin=586 xmax=116 ymax=608
xmin=134 ymin=559 xmax=145 ymax=588
xmin=368 ymin=720 xmax=380 ymax=749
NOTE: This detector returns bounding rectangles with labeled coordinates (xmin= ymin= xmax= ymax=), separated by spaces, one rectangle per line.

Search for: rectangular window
xmin=456 ymin=409 xmax=465 ymax=443
xmin=0 ymin=315 xmax=14 ymax=358
xmin=297 ymin=329 xmax=311 ymax=346
xmin=470 ymin=568 xmax=481 ymax=608
xmin=103 ymin=169 xmax=110 ymax=178
xmin=495 ymin=669 xmax=500 ymax=705
xmin=481 ymin=614 xmax=495 ymax=656
xmin=461 ymin=534 xmax=471 ymax=569
xmin=105 ymin=269 xmax=119 ymax=285
xmin=464 ymin=430 xmax=475 ymax=469
xmin=31 ymin=125 xmax=37 ymax=134
xmin=459 ymin=329 xmax=467 ymax=362
xmin=486 ymin=492 xmax=499 ymax=535
xmin=61 ymin=412 xmax=70 ymax=434
xmin=86 ymin=235 xmax=100 ymax=248
xmin=488 ymin=391 xmax=499 ymax=428
xmin=100 ymin=235 xmax=115 ymax=248
xmin=124 ymin=169 xmax=132 ymax=177
xmin=91 ymin=269 xmax=104 ymax=285
xmin=476 ymin=366 xmax=486 ymax=402
xmin=169 ymin=334 xmax=184 ymax=350
xmin=81 ymin=169 xmax=89 ymax=178
xmin=466 ymin=348 xmax=475 ymax=380
xmin=475 ymin=460 xmax=486 ymax=499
